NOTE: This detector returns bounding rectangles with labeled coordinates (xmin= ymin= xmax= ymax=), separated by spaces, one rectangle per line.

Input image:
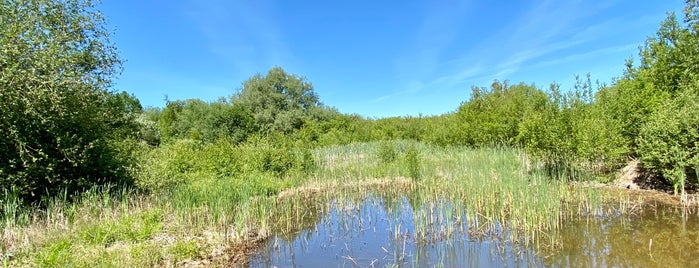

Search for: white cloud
xmin=419 ymin=1 xmax=659 ymax=94
xmin=534 ymin=43 xmax=638 ymax=68
xmin=388 ymin=1 xmax=472 ymax=97
xmin=179 ymin=0 xmax=293 ymax=72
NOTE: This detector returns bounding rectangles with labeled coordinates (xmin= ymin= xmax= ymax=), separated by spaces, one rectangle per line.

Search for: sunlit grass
xmin=1 ymin=140 xmax=634 ymax=266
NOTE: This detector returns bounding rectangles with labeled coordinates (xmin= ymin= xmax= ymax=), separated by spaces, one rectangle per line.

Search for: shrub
xmin=404 ymin=144 xmax=421 ymax=181
xmin=0 ymin=0 xmax=133 ymax=203
xmin=133 ymin=139 xmax=203 ymax=192
xmin=637 ymin=87 xmax=699 ymax=195
xmin=300 ymin=148 xmax=317 ymax=173
xmin=378 ymin=142 xmax=398 ymax=164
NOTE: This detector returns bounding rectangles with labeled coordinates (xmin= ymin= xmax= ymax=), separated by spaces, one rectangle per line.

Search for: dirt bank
xmin=609 ymin=160 xmax=699 ymax=208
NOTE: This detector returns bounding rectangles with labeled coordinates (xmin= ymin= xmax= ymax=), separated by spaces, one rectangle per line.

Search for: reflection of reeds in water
xmin=277 ymin=141 xmax=637 ymax=252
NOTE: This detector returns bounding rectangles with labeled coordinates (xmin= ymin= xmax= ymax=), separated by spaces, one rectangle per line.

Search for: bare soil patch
xmin=609 ymin=160 xmax=699 ymax=208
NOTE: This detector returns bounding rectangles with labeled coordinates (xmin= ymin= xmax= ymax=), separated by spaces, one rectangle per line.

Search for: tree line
xmin=2 ymin=0 xmax=698 ymax=205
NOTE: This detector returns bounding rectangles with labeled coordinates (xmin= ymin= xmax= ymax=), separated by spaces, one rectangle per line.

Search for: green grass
xmin=75 ymin=210 xmax=162 ymax=245
xmin=1 ymin=140 xmax=631 ymax=266
xmin=308 ymin=141 xmax=621 ymax=249
xmin=168 ymin=239 xmax=200 ymax=263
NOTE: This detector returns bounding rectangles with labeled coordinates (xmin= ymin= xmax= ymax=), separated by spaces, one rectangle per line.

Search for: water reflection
xmin=250 ymin=194 xmax=539 ymax=267
xmin=544 ymin=203 xmax=699 ymax=268
xmin=250 ymin=195 xmax=699 ymax=267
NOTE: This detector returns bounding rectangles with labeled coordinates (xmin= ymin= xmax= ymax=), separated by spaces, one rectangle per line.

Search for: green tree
xmin=233 ymin=67 xmax=322 ymax=134
xmin=136 ymin=107 xmax=162 ymax=146
xmin=595 ymin=0 xmax=699 ymax=192
xmin=157 ymin=98 xmax=255 ymax=143
xmin=455 ymin=81 xmax=547 ymax=147
xmin=637 ymin=86 xmax=699 ymax=195
xmin=0 ymin=0 xmax=130 ymax=201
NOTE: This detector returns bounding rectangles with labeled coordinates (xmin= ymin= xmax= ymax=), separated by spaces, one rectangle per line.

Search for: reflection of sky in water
xmin=250 ymin=195 xmax=540 ymax=267
xmin=545 ymin=204 xmax=699 ymax=268
xmin=251 ymin=194 xmax=699 ymax=267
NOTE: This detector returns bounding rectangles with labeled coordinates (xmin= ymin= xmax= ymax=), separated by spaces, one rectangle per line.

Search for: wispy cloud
xmin=380 ymin=0 xmax=472 ymax=102
xmin=406 ymin=0 xmax=471 ymax=76
xmin=180 ymin=0 xmax=293 ymax=72
xmin=534 ymin=43 xmax=638 ymax=68
xmin=371 ymin=81 xmax=424 ymax=103
xmin=418 ymin=0 xmax=655 ymax=93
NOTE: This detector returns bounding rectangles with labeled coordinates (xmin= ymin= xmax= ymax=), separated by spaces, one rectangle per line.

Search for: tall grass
xmin=1 ymin=140 xmax=630 ymax=266
xmin=308 ymin=141 xmax=625 ymax=250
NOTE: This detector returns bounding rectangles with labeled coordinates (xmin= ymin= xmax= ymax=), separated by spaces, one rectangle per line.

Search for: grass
xmin=0 ymin=140 xmax=633 ymax=266
xmin=306 ymin=141 xmax=628 ymax=249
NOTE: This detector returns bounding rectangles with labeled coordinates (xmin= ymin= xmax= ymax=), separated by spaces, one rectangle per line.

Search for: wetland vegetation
xmin=2 ymin=0 xmax=699 ymax=267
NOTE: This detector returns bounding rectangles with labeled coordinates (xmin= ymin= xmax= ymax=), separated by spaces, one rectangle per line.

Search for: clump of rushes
xmin=404 ymin=143 xmax=421 ymax=181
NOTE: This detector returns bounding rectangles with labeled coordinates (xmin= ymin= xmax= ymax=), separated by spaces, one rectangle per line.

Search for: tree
xmin=233 ymin=67 xmax=322 ymax=134
xmin=157 ymin=98 xmax=255 ymax=143
xmin=637 ymin=84 xmax=699 ymax=195
xmin=454 ymin=81 xmax=547 ymax=147
xmin=0 ymin=0 xmax=130 ymax=202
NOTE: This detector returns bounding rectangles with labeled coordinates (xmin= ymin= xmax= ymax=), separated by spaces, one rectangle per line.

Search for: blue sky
xmin=102 ymin=0 xmax=684 ymax=118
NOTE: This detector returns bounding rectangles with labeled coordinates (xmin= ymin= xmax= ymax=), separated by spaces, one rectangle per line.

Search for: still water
xmin=249 ymin=194 xmax=699 ymax=267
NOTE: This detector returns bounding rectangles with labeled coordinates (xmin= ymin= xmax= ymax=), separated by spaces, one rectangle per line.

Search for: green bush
xmin=0 ymin=0 xmax=135 ymax=203
xmin=454 ymin=81 xmax=548 ymax=147
xmin=239 ymin=134 xmax=309 ymax=176
xmin=516 ymin=79 xmax=628 ymax=179
xmin=134 ymin=139 xmax=202 ymax=192
xmin=378 ymin=142 xmax=398 ymax=164
xmin=404 ymin=144 xmax=421 ymax=181
xmin=637 ymin=87 xmax=699 ymax=195
xmin=133 ymin=134 xmax=315 ymax=193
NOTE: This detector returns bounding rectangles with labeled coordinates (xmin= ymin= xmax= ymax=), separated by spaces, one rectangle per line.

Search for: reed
xmin=306 ymin=141 xmax=630 ymax=251
xmin=1 ymin=140 xmax=632 ymax=266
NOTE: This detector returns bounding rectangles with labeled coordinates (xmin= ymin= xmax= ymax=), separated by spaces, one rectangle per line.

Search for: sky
xmin=101 ymin=0 xmax=685 ymax=118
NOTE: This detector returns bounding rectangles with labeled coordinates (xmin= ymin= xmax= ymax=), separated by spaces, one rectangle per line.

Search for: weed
xmin=169 ymin=239 xmax=200 ymax=263
xmin=404 ymin=143 xmax=421 ymax=181
xmin=379 ymin=141 xmax=398 ymax=164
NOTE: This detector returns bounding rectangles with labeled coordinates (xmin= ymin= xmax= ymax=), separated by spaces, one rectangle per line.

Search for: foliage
xmin=423 ymin=113 xmax=464 ymax=147
xmin=593 ymin=1 xmax=699 ymax=190
xmin=404 ymin=143 xmax=421 ymax=181
xmin=133 ymin=135 xmax=314 ymax=193
xmin=134 ymin=139 xmax=202 ymax=191
xmin=0 ymin=0 xmax=136 ymax=202
xmin=518 ymin=77 xmax=627 ymax=178
xmin=595 ymin=69 xmax=669 ymax=156
xmin=135 ymin=108 xmax=162 ymax=146
xmin=313 ymin=113 xmax=372 ymax=145
xmin=371 ymin=116 xmax=427 ymax=141
xmin=233 ymin=67 xmax=325 ymax=134
xmin=452 ymin=81 xmax=548 ymax=147
xmin=378 ymin=141 xmax=398 ymax=164
xmin=638 ymin=10 xmax=699 ymax=96
xmin=637 ymin=87 xmax=699 ymax=195
xmin=515 ymin=1 xmax=699 ymax=187
xmin=158 ymin=98 xmax=255 ymax=143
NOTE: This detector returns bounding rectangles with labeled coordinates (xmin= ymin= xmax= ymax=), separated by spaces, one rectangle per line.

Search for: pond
xmin=249 ymin=193 xmax=699 ymax=267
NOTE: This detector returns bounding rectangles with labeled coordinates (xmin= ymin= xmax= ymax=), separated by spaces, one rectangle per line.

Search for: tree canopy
xmin=233 ymin=67 xmax=323 ymax=134
xmin=0 ymin=0 xmax=134 ymax=201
